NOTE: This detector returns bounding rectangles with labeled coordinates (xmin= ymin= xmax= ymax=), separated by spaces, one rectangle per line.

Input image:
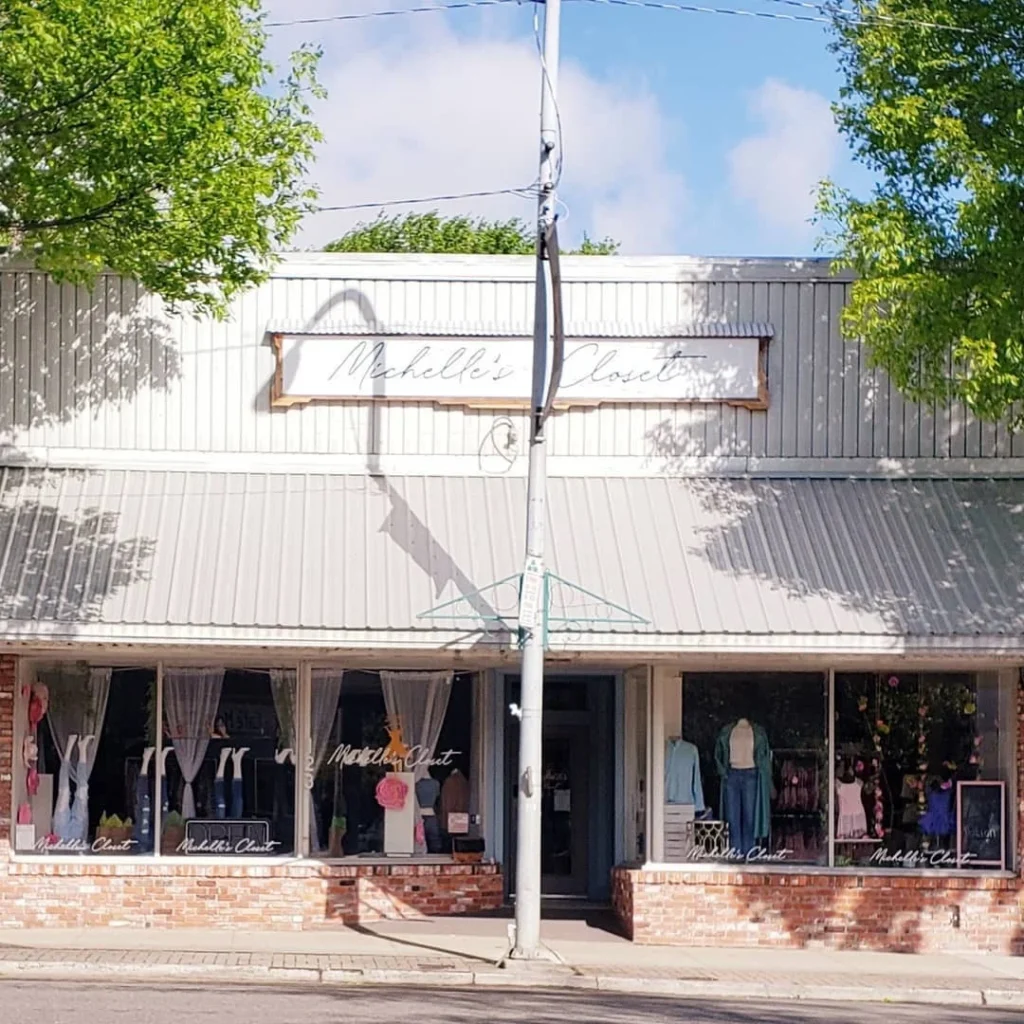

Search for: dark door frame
xmin=503 ymin=674 xmax=615 ymax=903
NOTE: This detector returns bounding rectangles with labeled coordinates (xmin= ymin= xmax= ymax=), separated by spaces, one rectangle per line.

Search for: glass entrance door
xmin=504 ymin=675 xmax=614 ymax=902
xmin=539 ymin=727 xmax=589 ymax=895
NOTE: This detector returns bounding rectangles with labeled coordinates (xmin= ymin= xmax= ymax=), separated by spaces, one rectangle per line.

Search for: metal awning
xmin=0 ymin=468 xmax=1021 ymax=654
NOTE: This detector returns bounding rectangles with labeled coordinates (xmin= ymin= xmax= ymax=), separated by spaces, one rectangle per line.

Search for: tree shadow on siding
xmin=651 ymin=474 xmax=1024 ymax=639
xmin=0 ymin=468 xmax=155 ymax=628
xmin=0 ymin=272 xmax=179 ymax=436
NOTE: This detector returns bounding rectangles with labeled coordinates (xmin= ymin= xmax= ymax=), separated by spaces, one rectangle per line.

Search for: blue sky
xmin=265 ymin=0 xmax=875 ymax=256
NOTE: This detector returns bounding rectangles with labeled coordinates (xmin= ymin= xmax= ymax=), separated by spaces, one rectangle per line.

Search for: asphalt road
xmin=2 ymin=982 xmax=1021 ymax=1024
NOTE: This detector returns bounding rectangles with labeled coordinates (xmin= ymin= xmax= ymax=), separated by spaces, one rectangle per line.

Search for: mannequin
xmin=52 ymin=733 xmax=78 ymax=840
xmin=665 ymin=734 xmax=705 ymax=811
xmin=714 ymin=718 xmax=771 ymax=856
xmin=214 ymin=747 xmax=232 ymax=819
xmin=230 ymin=747 xmax=250 ymax=818
xmin=415 ymin=773 xmax=443 ymax=854
xmin=159 ymin=745 xmax=173 ymax=817
xmin=134 ymin=746 xmax=156 ymax=852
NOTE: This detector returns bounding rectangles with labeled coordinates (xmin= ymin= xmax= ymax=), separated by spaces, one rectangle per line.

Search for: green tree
xmin=819 ymin=0 xmax=1024 ymax=422
xmin=326 ymin=212 xmax=619 ymax=255
xmin=0 ymin=0 xmax=322 ymax=315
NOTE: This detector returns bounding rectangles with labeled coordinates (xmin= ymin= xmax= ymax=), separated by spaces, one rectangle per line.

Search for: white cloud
xmin=265 ymin=5 xmax=686 ymax=252
xmin=727 ymin=79 xmax=839 ymax=241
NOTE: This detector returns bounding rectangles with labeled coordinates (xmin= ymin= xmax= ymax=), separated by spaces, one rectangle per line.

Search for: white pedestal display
xmin=383 ymin=772 xmax=416 ymax=855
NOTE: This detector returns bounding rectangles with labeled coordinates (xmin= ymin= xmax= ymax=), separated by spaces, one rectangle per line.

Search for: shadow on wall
xmin=0 ymin=468 xmax=154 ymax=626
xmin=0 ymin=272 xmax=179 ymax=438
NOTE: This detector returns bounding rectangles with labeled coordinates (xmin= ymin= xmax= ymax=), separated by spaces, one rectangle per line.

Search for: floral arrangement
xmin=375 ymin=774 xmax=409 ymax=811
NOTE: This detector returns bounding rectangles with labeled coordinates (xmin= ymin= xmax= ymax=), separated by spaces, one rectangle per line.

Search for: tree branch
xmin=0 ymin=189 xmax=145 ymax=232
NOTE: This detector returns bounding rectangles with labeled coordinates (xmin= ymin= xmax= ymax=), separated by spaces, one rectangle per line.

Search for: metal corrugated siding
xmin=0 ymin=468 xmax=1021 ymax=643
xmin=1 ymin=265 xmax=1019 ymax=463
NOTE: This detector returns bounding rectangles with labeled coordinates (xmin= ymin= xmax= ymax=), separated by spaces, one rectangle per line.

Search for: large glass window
xmin=834 ymin=672 xmax=1011 ymax=871
xmin=310 ymin=670 xmax=474 ymax=859
xmin=162 ymin=668 xmax=295 ymax=856
xmin=670 ymin=673 xmax=828 ymax=866
xmin=655 ymin=669 xmax=1015 ymax=872
xmin=24 ymin=664 xmax=157 ymax=856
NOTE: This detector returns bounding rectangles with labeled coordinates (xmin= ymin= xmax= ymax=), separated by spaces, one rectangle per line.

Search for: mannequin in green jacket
xmin=714 ymin=720 xmax=772 ymax=849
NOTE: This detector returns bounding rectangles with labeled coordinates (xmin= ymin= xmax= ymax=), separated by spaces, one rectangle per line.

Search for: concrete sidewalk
xmin=0 ymin=919 xmax=1023 ymax=1008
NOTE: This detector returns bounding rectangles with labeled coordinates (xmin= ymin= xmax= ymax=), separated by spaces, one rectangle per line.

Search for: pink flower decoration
xmin=375 ymin=774 xmax=409 ymax=811
xmin=855 ymin=759 xmax=865 ymax=773
xmin=969 ymin=754 xmax=979 ymax=764
xmin=888 ymin=676 xmax=899 ymax=688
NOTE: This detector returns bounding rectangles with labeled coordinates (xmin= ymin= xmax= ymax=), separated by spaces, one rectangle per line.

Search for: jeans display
xmin=724 ymin=767 xmax=758 ymax=856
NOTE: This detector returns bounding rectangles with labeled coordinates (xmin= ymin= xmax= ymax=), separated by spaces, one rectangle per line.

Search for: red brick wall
xmin=0 ymin=860 xmax=503 ymax=929
xmin=613 ymin=868 xmax=1022 ymax=953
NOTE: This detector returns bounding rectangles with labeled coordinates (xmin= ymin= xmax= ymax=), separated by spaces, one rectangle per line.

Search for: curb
xmin=0 ymin=959 xmax=1021 ymax=1008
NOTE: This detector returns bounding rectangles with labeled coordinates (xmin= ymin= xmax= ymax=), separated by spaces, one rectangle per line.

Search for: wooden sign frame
xmin=269 ymin=332 xmax=771 ymax=412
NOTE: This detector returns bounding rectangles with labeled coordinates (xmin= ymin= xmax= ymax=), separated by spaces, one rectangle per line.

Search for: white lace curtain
xmin=46 ymin=666 xmax=112 ymax=841
xmin=269 ymin=669 xmax=297 ymax=759
xmin=380 ymin=671 xmax=454 ymax=780
xmin=310 ymin=669 xmax=343 ymax=853
xmin=163 ymin=667 xmax=224 ymax=819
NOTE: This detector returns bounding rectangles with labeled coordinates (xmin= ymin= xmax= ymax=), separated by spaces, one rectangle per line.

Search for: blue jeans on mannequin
xmin=725 ymin=768 xmax=758 ymax=857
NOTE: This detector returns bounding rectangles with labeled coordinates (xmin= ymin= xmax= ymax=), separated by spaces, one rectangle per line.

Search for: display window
xmin=658 ymin=670 xmax=1015 ymax=872
xmin=24 ymin=664 xmax=157 ymax=856
xmin=673 ymin=673 xmax=828 ymax=866
xmin=309 ymin=670 xmax=474 ymax=858
xmin=834 ymin=672 xmax=1012 ymax=871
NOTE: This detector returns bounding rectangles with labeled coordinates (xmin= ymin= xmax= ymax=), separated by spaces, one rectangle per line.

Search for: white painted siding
xmin=0 ymin=256 xmax=1018 ymax=468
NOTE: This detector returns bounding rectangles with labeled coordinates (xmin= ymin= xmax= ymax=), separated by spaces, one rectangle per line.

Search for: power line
xmin=266 ymin=0 xmax=525 ymax=28
xmin=566 ymin=0 xmax=984 ymax=35
xmin=266 ymin=0 xmax=990 ymax=37
xmin=315 ymin=184 xmax=539 ymax=213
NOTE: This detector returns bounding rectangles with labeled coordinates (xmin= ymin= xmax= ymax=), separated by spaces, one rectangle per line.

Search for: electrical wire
xmin=315 ymin=184 xmax=539 ymax=213
xmin=266 ymin=0 xmax=527 ymax=28
xmin=565 ymin=0 xmax=986 ymax=35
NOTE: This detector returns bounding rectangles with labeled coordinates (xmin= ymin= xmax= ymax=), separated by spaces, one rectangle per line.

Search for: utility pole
xmin=511 ymin=0 xmax=561 ymax=961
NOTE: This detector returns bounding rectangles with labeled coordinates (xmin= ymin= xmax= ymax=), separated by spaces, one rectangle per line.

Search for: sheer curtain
xmin=309 ymin=669 xmax=343 ymax=852
xmin=381 ymin=671 xmax=453 ymax=853
xmin=380 ymin=671 xmax=454 ymax=779
xmin=270 ymin=669 xmax=297 ymax=759
xmin=163 ymin=668 xmax=224 ymax=819
xmin=46 ymin=666 xmax=112 ymax=841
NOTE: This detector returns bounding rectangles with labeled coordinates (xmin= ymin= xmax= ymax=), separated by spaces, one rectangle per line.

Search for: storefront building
xmin=0 ymin=253 xmax=1021 ymax=951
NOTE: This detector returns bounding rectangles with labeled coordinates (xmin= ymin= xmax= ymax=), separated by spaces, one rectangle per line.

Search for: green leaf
xmin=819 ymin=0 xmax=1024 ymax=423
xmin=0 ymin=0 xmax=322 ymax=316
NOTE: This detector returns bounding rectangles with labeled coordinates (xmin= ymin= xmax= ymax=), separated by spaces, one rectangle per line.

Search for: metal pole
xmin=511 ymin=0 xmax=560 ymax=961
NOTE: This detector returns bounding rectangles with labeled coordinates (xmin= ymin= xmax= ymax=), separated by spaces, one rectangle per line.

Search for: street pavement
xmin=3 ymin=981 xmax=1022 ymax=1024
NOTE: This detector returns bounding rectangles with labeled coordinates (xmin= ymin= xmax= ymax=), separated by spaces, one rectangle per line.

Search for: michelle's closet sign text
xmin=270 ymin=333 xmax=769 ymax=409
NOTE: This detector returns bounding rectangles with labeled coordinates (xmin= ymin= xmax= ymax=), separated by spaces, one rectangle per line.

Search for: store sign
xmin=868 ymin=848 xmax=973 ymax=869
xmin=270 ymin=333 xmax=768 ymax=408
xmin=325 ymin=742 xmax=460 ymax=771
xmin=35 ymin=835 xmax=138 ymax=854
xmin=683 ymin=845 xmax=792 ymax=864
xmin=179 ymin=819 xmax=279 ymax=856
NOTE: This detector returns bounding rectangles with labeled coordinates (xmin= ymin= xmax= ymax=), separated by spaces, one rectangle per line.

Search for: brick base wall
xmin=0 ymin=860 xmax=503 ymax=929
xmin=613 ymin=869 xmax=1023 ymax=953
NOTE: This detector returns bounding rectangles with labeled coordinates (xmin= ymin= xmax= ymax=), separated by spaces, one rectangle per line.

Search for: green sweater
xmin=714 ymin=721 xmax=772 ymax=842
